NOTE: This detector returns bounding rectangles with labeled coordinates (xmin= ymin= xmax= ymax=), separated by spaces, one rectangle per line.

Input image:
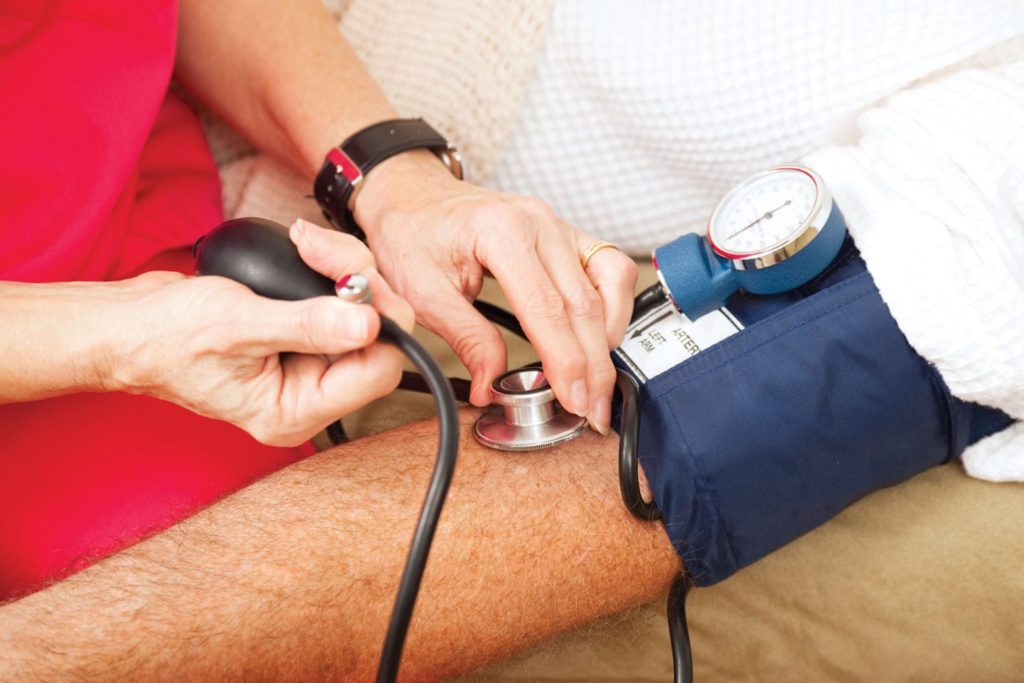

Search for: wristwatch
xmin=313 ymin=118 xmax=463 ymax=240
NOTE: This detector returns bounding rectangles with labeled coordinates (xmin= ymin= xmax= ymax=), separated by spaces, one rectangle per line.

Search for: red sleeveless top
xmin=0 ymin=0 xmax=312 ymax=598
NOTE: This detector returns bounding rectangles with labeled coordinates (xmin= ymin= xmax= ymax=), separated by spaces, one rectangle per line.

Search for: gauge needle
xmin=727 ymin=200 xmax=791 ymax=240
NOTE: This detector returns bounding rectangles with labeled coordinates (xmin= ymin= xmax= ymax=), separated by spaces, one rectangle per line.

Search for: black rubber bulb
xmin=193 ymin=217 xmax=335 ymax=300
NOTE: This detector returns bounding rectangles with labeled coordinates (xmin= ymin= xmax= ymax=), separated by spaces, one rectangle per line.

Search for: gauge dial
xmin=708 ymin=167 xmax=821 ymax=259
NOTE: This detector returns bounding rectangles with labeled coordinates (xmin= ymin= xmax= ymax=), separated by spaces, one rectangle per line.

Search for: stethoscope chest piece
xmin=473 ymin=368 xmax=586 ymax=451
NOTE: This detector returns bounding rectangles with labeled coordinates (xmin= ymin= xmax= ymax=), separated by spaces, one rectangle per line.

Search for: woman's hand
xmin=176 ymin=0 xmax=635 ymax=433
xmin=356 ymin=153 xmax=638 ymax=434
xmin=110 ymin=221 xmax=413 ymax=446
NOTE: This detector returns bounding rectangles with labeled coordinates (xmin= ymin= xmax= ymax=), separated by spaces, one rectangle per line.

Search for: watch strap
xmin=343 ymin=118 xmax=449 ymax=176
xmin=314 ymin=118 xmax=461 ymax=240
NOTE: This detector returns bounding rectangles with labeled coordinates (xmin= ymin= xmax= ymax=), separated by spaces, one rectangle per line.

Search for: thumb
xmin=289 ymin=218 xmax=375 ymax=279
xmin=245 ymin=295 xmax=381 ymax=356
xmin=419 ymin=293 xmax=508 ymax=406
xmin=289 ymin=218 xmax=413 ymax=330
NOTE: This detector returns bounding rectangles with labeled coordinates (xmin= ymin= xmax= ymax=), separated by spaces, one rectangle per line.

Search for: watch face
xmin=708 ymin=167 xmax=820 ymax=259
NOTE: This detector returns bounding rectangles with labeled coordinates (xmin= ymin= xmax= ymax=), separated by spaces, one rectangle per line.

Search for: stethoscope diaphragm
xmin=473 ymin=367 xmax=586 ymax=451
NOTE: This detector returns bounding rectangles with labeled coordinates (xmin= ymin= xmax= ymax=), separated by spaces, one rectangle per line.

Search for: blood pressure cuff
xmin=614 ymin=241 xmax=1013 ymax=586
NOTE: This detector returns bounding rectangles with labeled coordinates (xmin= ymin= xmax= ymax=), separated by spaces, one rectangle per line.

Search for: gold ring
xmin=580 ymin=240 xmax=618 ymax=270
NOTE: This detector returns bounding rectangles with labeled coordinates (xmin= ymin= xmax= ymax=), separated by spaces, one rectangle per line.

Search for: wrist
xmin=313 ymin=119 xmax=463 ymax=239
xmin=42 ymin=281 xmax=136 ymax=396
xmin=79 ymin=279 xmax=150 ymax=395
xmin=86 ymin=273 xmax=187 ymax=396
xmin=352 ymin=150 xmax=458 ymax=235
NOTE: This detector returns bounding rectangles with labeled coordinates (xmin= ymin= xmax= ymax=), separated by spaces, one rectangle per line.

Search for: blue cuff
xmin=614 ymin=248 xmax=1012 ymax=586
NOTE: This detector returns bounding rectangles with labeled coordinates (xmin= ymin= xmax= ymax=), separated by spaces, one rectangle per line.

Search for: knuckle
xmin=557 ymin=353 xmax=587 ymax=380
xmin=345 ymin=238 xmax=377 ymax=270
xmin=335 ymin=230 xmax=367 ymax=251
xmin=515 ymin=196 xmax=555 ymax=221
xmin=469 ymin=204 xmax=539 ymax=251
xmin=467 ymin=201 xmax=519 ymax=230
xmin=521 ymin=288 xmax=569 ymax=326
xmin=565 ymin=287 xmax=604 ymax=320
xmin=501 ymin=230 xmax=536 ymax=255
xmin=297 ymin=304 xmax=329 ymax=349
xmin=617 ymin=256 xmax=639 ymax=284
xmin=607 ymin=324 xmax=626 ymax=349
xmin=450 ymin=326 xmax=502 ymax=366
xmin=201 ymin=324 xmax=241 ymax=355
xmin=591 ymin=360 xmax=618 ymax=390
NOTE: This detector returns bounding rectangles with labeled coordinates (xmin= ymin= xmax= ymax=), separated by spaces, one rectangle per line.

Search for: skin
xmin=0 ymin=222 xmax=413 ymax=446
xmin=0 ymin=414 xmax=681 ymax=681
xmin=175 ymin=0 xmax=639 ymax=434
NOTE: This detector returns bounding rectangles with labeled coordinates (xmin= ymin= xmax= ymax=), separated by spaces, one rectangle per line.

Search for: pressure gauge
xmin=707 ymin=166 xmax=825 ymax=264
xmin=653 ymin=165 xmax=846 ymax=321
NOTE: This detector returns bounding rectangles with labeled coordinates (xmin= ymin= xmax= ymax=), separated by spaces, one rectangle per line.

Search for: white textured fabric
xmin=962 ymin=423 xmax=1024 ymax=482
xmin=492 ymin=1 xmax=1024 ymax=480
xmin=333 ymin=0 xmax=553 ymax=183
xmin=806 ymin=44 xmax=1024 ymax=481
xmin=494 ymin=0 xmax=1023 ymax=253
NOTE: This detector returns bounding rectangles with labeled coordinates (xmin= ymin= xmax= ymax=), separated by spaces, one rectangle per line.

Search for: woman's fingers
xmin=335 ymin=175 xmax=638 ymax=433
xmin=319 ymin=342 xmax=406 ymax=414
xmin=290 ymin=218 xmax=375 ymax=276
xmin=413 ymin=287 xmax=508 ymax=407
xmin=470 ymin=202 xmax=638 ymax=430
xmin=290 ymin=218 xmax=415 ymax=332
xmin=480 ymin=229 xmax=591 ymax=420
xmin=536 ymin=227 xmax=620 ymax=434
xmin=362 ymin=269 xmax=415 ymax=333
xmin=277 ymin=342 xmax=404 ymax=439
xmin=574 ymin=231 xmax=638 ymax=348
xmin=243 ymin=295 xmax=380 ymax=356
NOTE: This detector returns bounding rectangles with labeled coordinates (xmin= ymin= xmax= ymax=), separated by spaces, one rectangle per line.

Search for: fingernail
xmin=570 ymin=378 xmax=589 ymax=417
xmin=340 ymin=306 xmax=370 ymax=342
xmin=471 ymin=371 xmax=488 ymax=406
xmin=588 ymin=396 xmax=611 ymax=436
xmin=289 ymin=218 xmax=308 ymax=243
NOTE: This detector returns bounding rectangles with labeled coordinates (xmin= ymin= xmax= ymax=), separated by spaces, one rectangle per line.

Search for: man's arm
xmin=0 ymin=411 xmax=679 ymax=680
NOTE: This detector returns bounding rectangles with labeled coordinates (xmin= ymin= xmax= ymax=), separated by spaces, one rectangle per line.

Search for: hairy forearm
xmin=0 ymin=280 xmax=132 ymax=402
xmin=176 ymin=0 xmax=397 ymax=178
xmin=0 ymin=411 xmax=679 ymax=680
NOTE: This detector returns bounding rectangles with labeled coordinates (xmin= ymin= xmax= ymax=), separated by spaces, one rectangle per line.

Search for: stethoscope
xmin=193 ymin=163 xmax=846 ymax=683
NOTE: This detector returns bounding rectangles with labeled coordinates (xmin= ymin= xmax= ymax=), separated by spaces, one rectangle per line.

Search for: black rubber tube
xmin=668 ymin=575 xmax=695 ymax=683
xmin=375 ymin=317 xmax=460 ymax=683
xmin=616 ymin=369 xmax=662 ymax=521
xmin=398 ymin=370 xmax=472 ymax=404
xmin=474 ymin=299 xmax=527 ymax=339
xmin=631 ymin=282 xmax=667 ymax=324
xmin=325 ymin=419 xmax=347 ymax=445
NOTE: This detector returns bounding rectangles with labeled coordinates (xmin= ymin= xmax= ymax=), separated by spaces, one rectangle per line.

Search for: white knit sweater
xmin=213 ymin=0 xmax=1024 ymax=481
